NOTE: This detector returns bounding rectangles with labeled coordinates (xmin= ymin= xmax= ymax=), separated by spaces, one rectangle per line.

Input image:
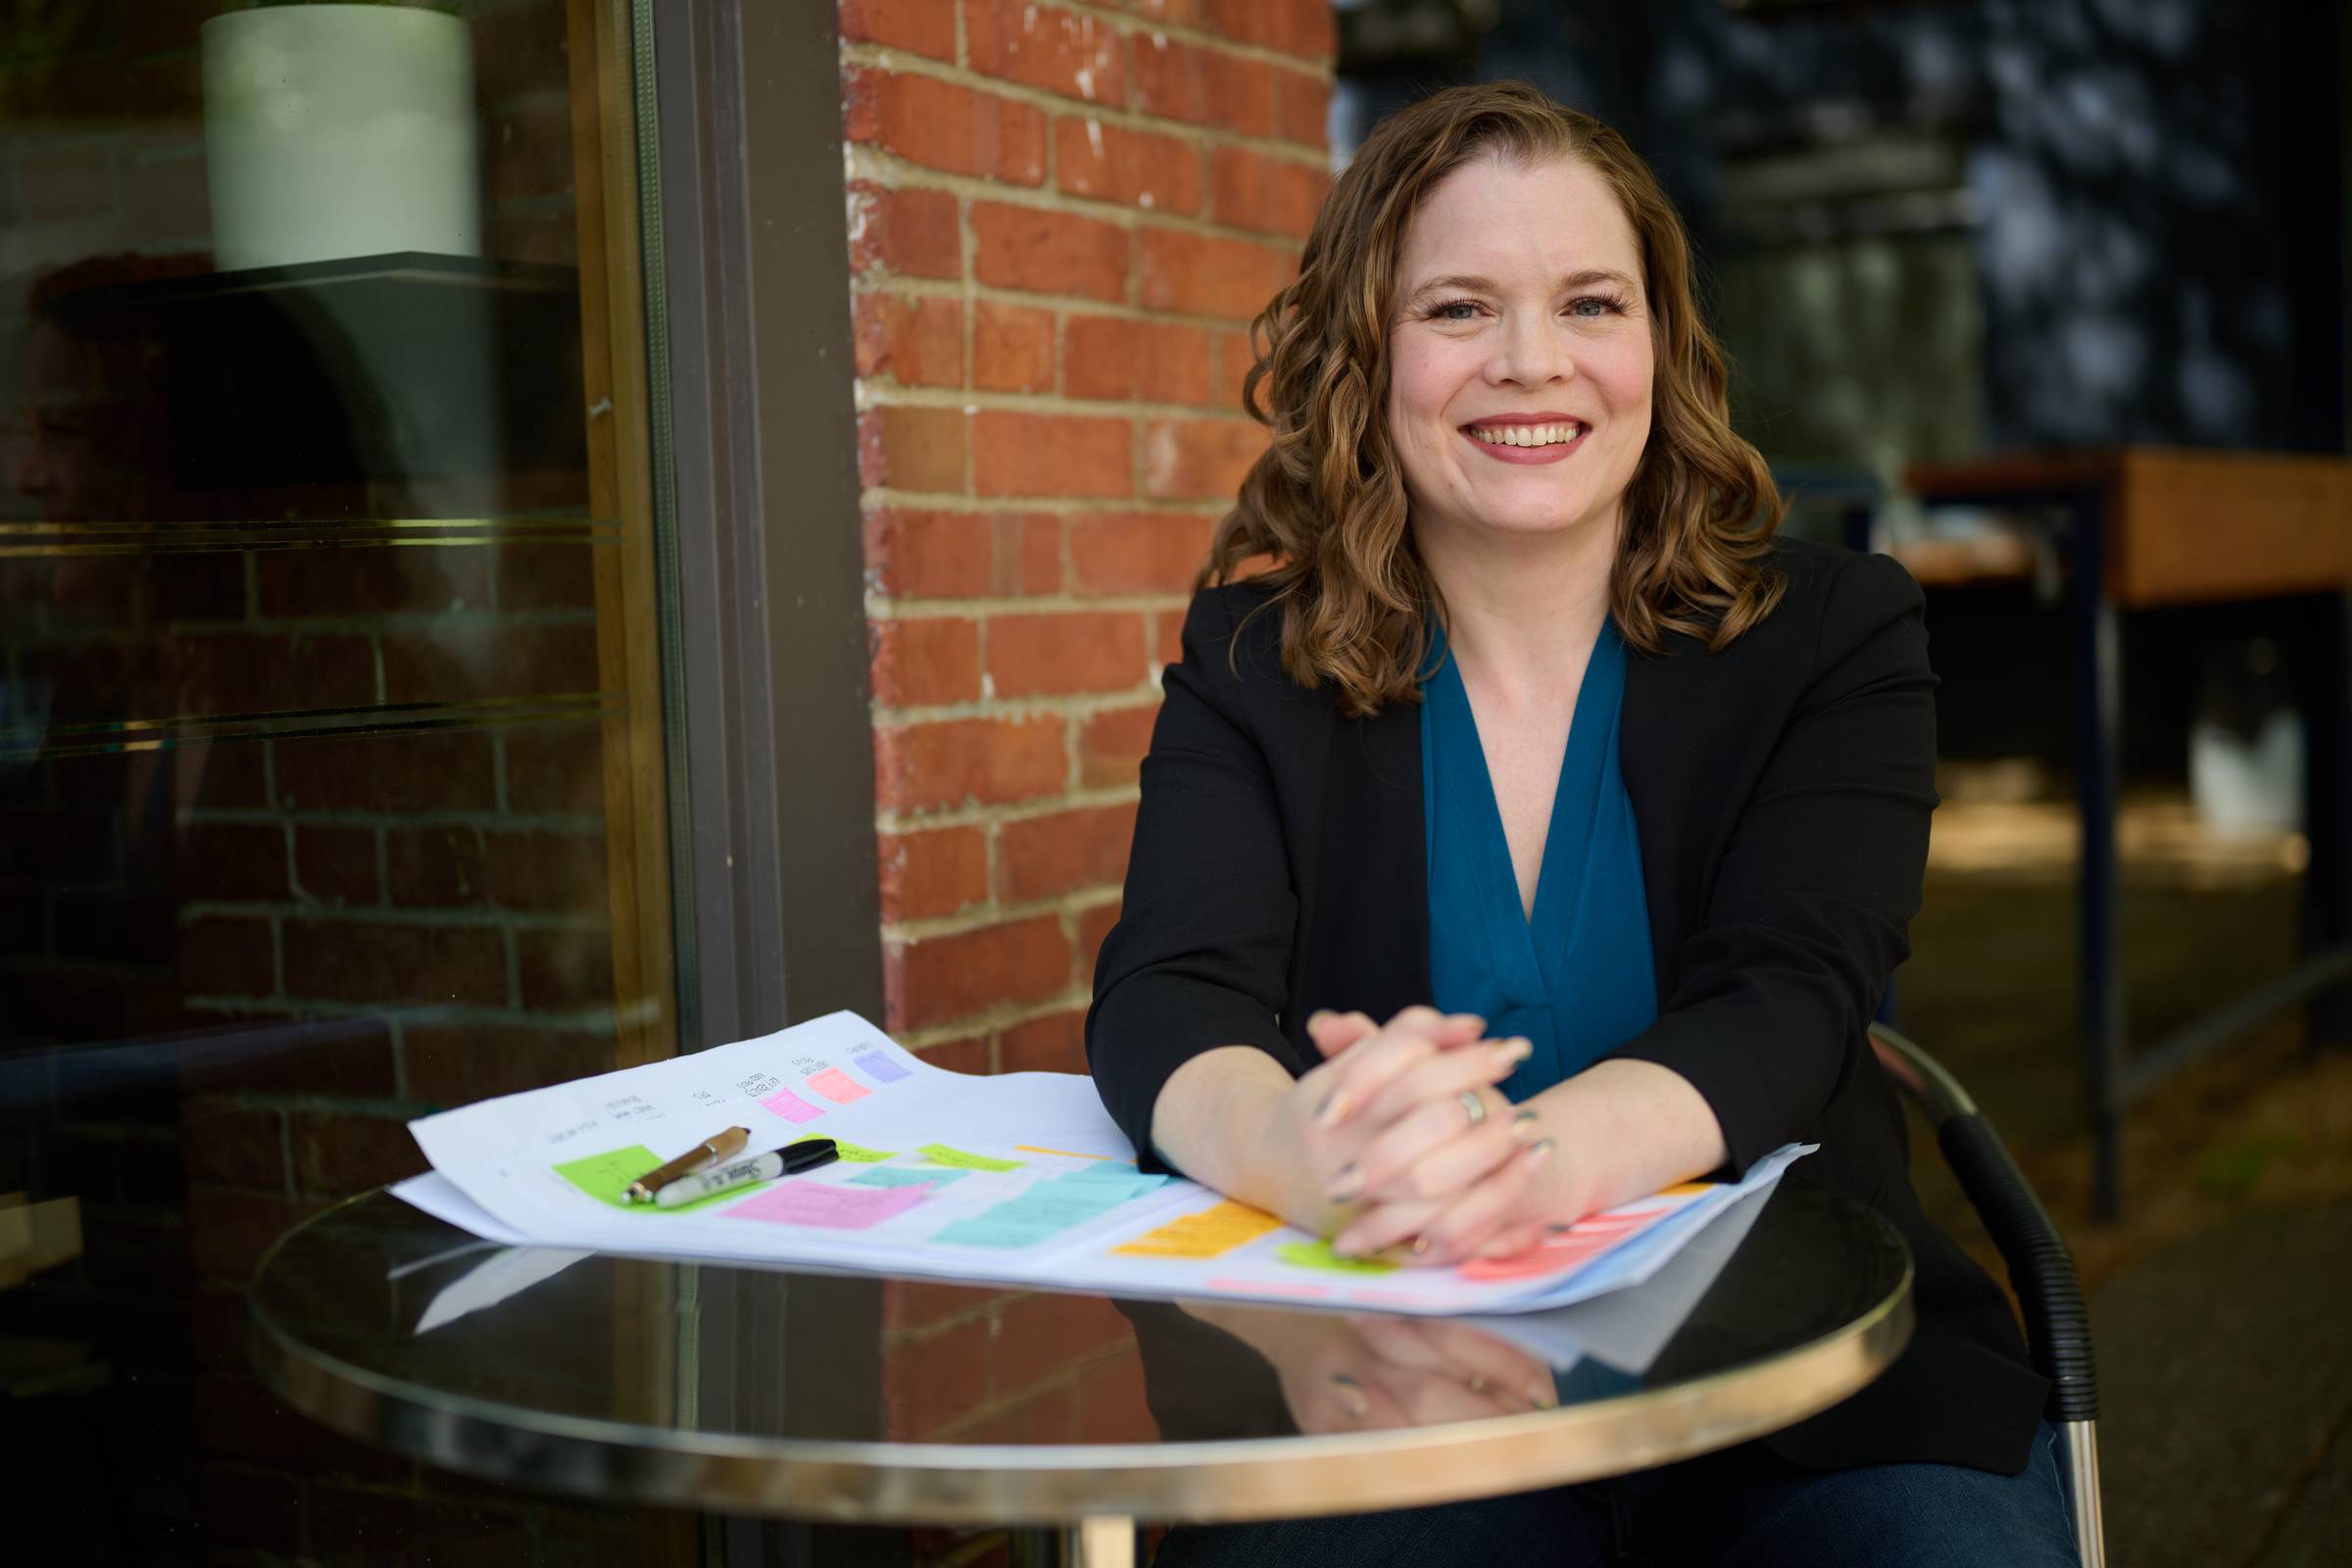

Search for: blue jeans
xmin=1154 ymin=1421 xmax=2082 ymax=1567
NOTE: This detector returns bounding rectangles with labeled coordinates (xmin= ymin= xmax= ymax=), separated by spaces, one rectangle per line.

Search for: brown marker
xmin=623 ymin=1126 xmax=751 ymax=1203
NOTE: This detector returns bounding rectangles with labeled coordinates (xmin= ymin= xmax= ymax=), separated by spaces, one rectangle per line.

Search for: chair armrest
xmin=1871 ymin=1026 xmax=2100 ymax=1423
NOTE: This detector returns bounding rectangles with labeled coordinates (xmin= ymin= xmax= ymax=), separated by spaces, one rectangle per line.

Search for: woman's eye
xmin=1434 ymin=301 xmax=1480 ymax=321
xmin=1566 ymin=296 xmax=1623 ymax=318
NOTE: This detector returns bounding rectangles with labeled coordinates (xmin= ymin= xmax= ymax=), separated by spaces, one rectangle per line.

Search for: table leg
xmin=2304 ymin=590 xmax=2352 ymax=1049
xmin=1007 ymin=1520 xmax=1139 ymax=1567
xmin=2068 ymin=489 xmax=2128 ymax=1221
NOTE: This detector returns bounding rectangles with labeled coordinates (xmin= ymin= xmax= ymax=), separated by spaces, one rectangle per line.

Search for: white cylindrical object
xmin=201 ymin=6 xmax=482 ymax=271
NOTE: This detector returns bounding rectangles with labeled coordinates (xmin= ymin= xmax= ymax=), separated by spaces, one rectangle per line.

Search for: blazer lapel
xmin=1306 ymin=695 xmax=1431 ymax=1024
xmin=1620 ymin=633 xmax=1705 ymax=1003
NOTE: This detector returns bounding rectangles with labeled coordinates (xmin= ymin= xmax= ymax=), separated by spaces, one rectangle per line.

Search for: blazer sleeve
xmin=1086 ymin=588 xmax=1311 ymax=1172
xmin=1608 ymin=552 xmax=1938 ymax=1176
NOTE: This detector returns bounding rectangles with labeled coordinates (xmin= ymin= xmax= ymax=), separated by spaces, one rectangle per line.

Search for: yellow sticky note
xmin=1113 ymin=1199 xmax=1284 ymax=1259
xmin=797 ymin=1135 xmax=897 ymax=1163
xmin=915 ymin=1143 xmax=1023 ymax=1172
xmin=1658 ymin=1181 xmax=1717 ymax=1198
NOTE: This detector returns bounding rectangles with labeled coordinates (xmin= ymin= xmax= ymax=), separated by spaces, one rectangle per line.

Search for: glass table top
xmin=248 ymin=1183 xmax=1911 ymax=1524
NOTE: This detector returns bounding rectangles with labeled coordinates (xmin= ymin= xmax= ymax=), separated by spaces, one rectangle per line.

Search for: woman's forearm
xmin=1149 ymin=1045 xmax=1319 ymax=1222
xmin=1524 ymin=1058 xmax=1730 ymax=1220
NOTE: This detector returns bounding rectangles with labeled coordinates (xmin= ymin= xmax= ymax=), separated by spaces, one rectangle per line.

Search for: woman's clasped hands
xmin=1272 ymin=1005 xmax=1571 ymax=1265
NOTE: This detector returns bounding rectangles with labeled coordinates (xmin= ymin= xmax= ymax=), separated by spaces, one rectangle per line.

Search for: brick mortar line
xmin=844 ymin=140 xmax=1320 ymax=248
xmin=179 ymin=901 xmax=611 ymax=931
xmin=1059 ymin=0 xmax=1336 ymax=69
xmin=885 ymin=889 xmax=1125 ymax=944
xmin=855 ymin=378 xmax=1262 ymax=423
xmin=848 ymin=266 xmax=1279 ymax=339
xmin=840 ymin=37 xmax=1333 ymax=151
xmin=858 ymin=490 xmax=1232 ymax=514
xmin=178 ymin=995 xmax=620 ymax=1032
xmin=868 ymin=594 xmax=1192 ymax=618
xmin=181 ymin=808 xmax=607 ymax=831
xmin=883 ymin=784 xmax=1144 ymax=835
xmin=893 ymin=984 xmax=1102 ymax=1049
xmin=934 ymin=1340 xmax=1136 ymax=1436
xmin=875 ymin=784 xmax=1146 ymax=835
xmin=871 ymin=681 xmax=1164 ymax=725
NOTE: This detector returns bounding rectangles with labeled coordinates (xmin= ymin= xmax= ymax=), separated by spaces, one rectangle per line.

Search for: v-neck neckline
xmin=1430 ymin=618 xmax=1622 ymax=931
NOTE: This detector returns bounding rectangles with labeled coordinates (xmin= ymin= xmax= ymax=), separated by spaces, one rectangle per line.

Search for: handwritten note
xmin=722 ymin=1181 xmax=934 ymax=1230
xmin=852 ymin=1051 xmax=910 ymax=1084
xmin=759 ymin=1086 xmax=825 ymax=1123
xmin=1112 ymin=1200 xmax=1283 ymax=1259
xmin=806 ymin=1067 xmax=870 ymax=1105
xmin=916 ymin=1143 xmax=1023 ymax=1172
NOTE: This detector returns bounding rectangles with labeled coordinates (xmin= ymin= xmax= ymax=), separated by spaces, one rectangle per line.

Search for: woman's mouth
xmin=1462 ymin=419 xmax=1589 ymax=464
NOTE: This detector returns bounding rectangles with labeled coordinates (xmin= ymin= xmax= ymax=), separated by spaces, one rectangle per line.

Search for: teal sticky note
xmin=849 ymin=1166 xmax=969 ymax=1190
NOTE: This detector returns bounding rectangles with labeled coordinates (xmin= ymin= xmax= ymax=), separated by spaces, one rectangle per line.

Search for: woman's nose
xmin=1487 ymin=314 xmax=1570 ymax=387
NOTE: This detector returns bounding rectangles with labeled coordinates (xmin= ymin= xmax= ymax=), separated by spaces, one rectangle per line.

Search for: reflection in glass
xmin=0 ymin=3 xmax=674 ymax=1562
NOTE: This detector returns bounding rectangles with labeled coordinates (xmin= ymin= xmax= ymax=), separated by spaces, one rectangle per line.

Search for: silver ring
xmin=1456 ymin=1089 xmax=1487 ymax=1128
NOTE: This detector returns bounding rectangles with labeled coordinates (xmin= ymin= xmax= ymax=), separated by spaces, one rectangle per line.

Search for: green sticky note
xmin=553 ymin=1145 xmax=758 ymax=1214
xmin=797 ymin=1135 xmax=897 ymax=1163
xmin=915 ymin=1143 xmax=1023 ymax=1172
xmin=1275 ymin=1240 xmax=1400 ymax=1275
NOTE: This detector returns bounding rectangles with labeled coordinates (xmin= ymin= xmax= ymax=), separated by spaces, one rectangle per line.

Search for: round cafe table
xmin=249 ymin=1184 xmax=1911 ymax=1566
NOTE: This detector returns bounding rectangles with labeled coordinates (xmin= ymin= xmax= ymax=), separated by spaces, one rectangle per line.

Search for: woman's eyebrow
xmin=1400 ymin=269 xmax=1641 ymax=301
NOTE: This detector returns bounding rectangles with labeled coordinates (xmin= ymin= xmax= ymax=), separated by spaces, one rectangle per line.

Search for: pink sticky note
xmin=806 ymin=1066 xmax=870 ymax=1105
xmin=760 ymin=1086 xmax=824 ymax=1123
xmin=722 ymin=1180 xmax=933 ymax=1229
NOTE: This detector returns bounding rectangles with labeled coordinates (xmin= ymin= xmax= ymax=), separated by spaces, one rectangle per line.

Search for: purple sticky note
xmin=722 ymin=1180 xmax=934 ymax=1230
xmin=806 ymin=1066 xmax=870 ymax=1105
xmin=852 ymin=1051 xmax=911 ymax=1084
xmin=760 ymin=1086 xmax=824 ymax=1123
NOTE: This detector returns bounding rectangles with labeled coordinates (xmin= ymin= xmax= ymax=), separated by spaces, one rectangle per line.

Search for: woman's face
xmin=1385 ymin=152 xmax=1654 ymax=556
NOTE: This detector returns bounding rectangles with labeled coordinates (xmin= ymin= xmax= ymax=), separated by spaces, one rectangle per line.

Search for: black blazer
xmin=1086 ymin=535 xmax=2050 ymax=1475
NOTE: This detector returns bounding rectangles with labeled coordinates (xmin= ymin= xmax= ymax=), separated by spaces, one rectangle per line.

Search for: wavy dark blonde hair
xmin=1205 ymin=80 xmax=1787 ymax=716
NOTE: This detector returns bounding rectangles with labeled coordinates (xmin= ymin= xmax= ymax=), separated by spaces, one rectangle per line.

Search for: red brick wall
xmin=845 ymin=7 xmax=1330 ymax=1559
xmin=845 ymin=0 xmax=1332 ymax=1073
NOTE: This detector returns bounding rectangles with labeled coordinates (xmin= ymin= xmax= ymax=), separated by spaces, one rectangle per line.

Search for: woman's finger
xmin=1308 ymin=1007 xmax=1482 ymax=1130
xmin=1332 ymin=1088 xmax=1534 ymax=1208
xmin=1304 ymin=1009 xmax=1380 ymax=1059
xmin=1408 ymin=1139 xmax=1557 ymax=1266
xmin=1348 ymin=1039 xmax=1532 ymax=1155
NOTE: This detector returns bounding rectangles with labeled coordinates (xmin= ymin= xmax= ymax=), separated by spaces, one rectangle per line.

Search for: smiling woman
xmin=1202 ymin=81 xmax=1787 ymax=720
xmin=1088 ymin=81 xmax=2082 ymax=1567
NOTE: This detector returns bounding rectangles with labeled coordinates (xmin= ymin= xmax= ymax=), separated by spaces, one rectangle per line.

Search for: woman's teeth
xmin=1468 ymin=422 xmax=1585 ymax=447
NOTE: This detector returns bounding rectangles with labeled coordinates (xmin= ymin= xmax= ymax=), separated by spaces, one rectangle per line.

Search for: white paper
xmin=395 ymin=1010 xmax=1809 ymax=1317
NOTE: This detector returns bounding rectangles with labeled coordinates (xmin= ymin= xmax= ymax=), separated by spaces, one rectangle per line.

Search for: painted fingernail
xmin=1525 ymin=1137 xmax=1555 ymax=1163
xmin=1327 ymin=1163 xmax=1361 ymax=1203
xmin=1313 ymin=1090 xmax=1351 ymax=1129
xmin=1409 ymin=1235 xmax=1432 ymax=1255
xmin=1492 ymin=1037 xmax=1533 ymax=1066
xmin=1511 ymin=1107 xmax=1541 ymax=1142
xmin=1546 ymin=1221 xmax=1575 ymax=1234
xmin=1330 ymin=1373 xmax=1370 ymax=1419
xmin=1528 ymin=1380 xmax=1557 ymax=1409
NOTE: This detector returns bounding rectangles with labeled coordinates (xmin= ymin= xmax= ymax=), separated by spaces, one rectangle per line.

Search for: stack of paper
xmin=396 ymin=1011 xmax=1806 ymax=1317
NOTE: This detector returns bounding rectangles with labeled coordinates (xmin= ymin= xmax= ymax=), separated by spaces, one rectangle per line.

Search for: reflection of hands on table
xmin=1179 ymin=1298 xmax=1556 ymax=1433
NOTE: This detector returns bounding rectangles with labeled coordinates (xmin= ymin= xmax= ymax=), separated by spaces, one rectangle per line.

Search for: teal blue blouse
xmin=1420 ymin=618 xmax=1657 ymax=1101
